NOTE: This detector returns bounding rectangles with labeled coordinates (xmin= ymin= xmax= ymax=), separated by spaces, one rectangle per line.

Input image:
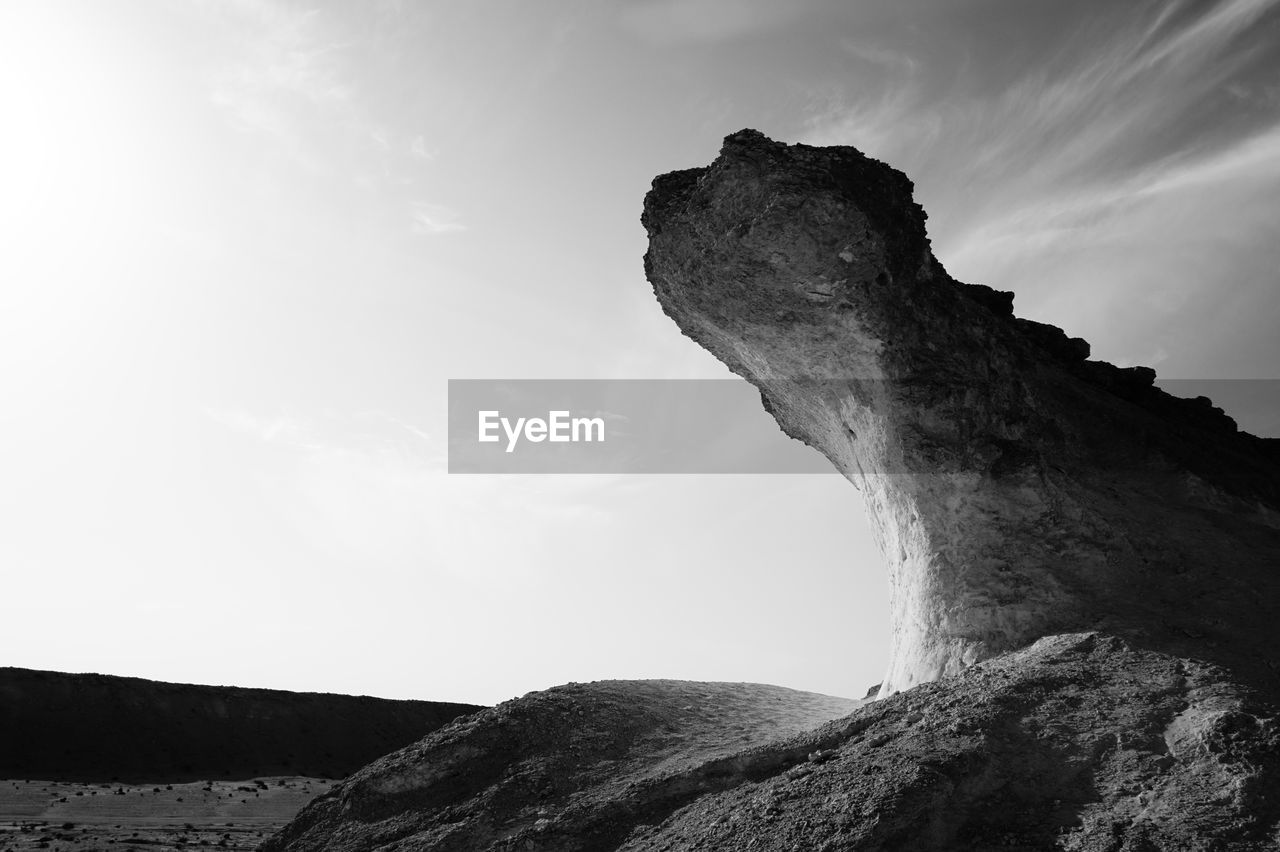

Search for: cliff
xmin=0 ymin=667 xmax=482 ymax=782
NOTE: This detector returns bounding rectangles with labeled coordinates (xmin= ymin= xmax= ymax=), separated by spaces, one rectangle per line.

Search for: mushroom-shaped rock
xmin=643 ymin=129 xmax=1280 ymax=698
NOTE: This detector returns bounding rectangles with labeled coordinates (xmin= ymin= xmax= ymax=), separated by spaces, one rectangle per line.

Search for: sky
xmin=0 ymin=0 xmax=1277 ymax=706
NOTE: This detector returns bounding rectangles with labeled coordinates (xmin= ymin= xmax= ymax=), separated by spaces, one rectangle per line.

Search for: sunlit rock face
xmin=642 ymin=129 xmax=1280 ymax=698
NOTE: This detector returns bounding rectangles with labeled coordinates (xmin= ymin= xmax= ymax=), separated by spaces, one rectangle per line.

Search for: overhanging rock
xmin=642 ymin=129 xmax=1280 ymax=698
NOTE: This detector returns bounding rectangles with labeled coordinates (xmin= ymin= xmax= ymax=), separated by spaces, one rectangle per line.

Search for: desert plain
xmin=0 ymin=777 xmax=329 ymax=852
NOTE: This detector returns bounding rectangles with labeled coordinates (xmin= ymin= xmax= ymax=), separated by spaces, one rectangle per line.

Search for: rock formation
xmin=643 ymin=129 xmax=1280 ymax=698
xmin=262 ymin=131 xmax=1280 ymax=849
xmin=261 ymin=640 xmax=1280 ymax=850
xmin=262 ymin=681 xmax=861 ymax=852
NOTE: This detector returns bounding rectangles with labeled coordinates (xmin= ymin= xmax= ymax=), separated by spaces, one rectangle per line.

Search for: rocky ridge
xmin=0 ymin=667 xmax=481 ymax=782
xmin=262 ymin=637 xmax=1280 ymax=851
xmin=262 ymin=681 xmax=861 ymax=852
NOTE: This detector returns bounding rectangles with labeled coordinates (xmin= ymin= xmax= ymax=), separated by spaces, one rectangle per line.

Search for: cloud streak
xmin=204 ymin=0 xmax=353 ymax=173
xmin=409 ymin=201 xmax=466 ymax=235
xmin=802 ymin=0 xmax=1280 ymax=378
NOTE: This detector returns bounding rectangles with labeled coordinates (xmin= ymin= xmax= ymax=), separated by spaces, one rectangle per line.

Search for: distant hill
xmin=0 ymin=667 xmax=484 ymax=783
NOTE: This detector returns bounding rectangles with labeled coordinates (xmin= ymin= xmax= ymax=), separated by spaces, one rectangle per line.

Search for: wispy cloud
xmin=200 ymin=1 xmax=462 ymax=239
xmin=1137 ymin=0 xmax=1275 ymax=71
xmin=800 ymin=0 xmax=1280 ymax=376
xmin=206 ymin=406 xmax=444 ymax=461
xmin=409 ymin=201 xmax=466 ymax=235
xmin=837 ymin=38 xmax=920 ymax=76
xmin=202 ymin=2 xmax=439 ymax=178
xmin=205 ymin=406 xmax=316 ymax=447
xmin=204 ymin=1 xmax=353 ymax=173
xmin=410 ymin=135 xmax=436 ymax=161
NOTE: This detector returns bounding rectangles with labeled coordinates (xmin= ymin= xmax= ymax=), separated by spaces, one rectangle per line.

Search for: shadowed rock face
xmin=643 ymin=129 xmax=1280 ymax=698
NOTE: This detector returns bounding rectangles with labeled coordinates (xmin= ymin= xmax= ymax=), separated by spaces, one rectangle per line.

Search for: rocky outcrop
xmin=261 ymin=681 xmax=860 ymax=852
xmin=263 ymin=638 xmax=1280 ymax=850
xmin=0 ymin=667 xmax=482 ymax=782
xmin=621 ymin=634 xmax=1280 ymax=851
xmin=261 ymin=131 xmax=1280 ymax=850
xmin=643 ymin=129 xmax=1280 ymax=698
